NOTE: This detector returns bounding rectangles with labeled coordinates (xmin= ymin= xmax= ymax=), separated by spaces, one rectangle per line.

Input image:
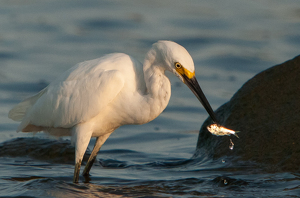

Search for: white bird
xmin=8 ymin=40 xmax=218 ymax=183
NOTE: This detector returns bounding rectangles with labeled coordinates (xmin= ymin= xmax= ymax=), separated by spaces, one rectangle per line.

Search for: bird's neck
xmin=142 ymin=58 xmax=171 ymax=122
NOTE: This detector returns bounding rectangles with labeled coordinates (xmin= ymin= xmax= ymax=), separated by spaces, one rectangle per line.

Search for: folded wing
xmin=9 ymin=68 xmax=124 ymax=132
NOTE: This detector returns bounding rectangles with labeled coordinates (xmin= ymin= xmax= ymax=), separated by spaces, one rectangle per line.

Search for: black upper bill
xmin=182 ymin=75 xmax=219 ymax=124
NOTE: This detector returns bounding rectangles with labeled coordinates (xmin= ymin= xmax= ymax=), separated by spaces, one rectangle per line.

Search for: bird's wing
xmin=21 ymin=69 xmax=125 ymax=129
xmin=8 ymin=88 xmax=48 ymax=121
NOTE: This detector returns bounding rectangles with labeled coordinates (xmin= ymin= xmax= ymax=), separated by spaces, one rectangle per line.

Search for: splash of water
xmin=229 ymin=139 xmax=234 ymax=150
xmin=224 ymin=179 xmax=228 ymax=185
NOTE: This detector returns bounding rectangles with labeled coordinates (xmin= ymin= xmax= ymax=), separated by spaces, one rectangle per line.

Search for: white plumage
xmin=8 ymin=40 xmax=218 ymax=183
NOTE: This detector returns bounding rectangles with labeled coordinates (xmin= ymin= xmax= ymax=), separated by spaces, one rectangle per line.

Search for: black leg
xmin=82 ymin=133 xmax=111 ymax=176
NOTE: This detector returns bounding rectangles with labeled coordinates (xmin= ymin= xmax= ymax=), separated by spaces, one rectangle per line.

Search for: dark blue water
xmin=1 ymin=0 xmax=300 ymax=197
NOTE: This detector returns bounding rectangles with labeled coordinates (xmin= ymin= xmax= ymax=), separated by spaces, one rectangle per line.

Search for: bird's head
xmin=150 ymin=40 xmax=194 ymax=81
xmin=150 ymin=40 xmax=219 ymax=123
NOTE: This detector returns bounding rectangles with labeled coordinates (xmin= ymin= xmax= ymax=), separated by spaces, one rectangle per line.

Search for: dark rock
xmin=0 ymin=137 xmax=90 ymax=164
xmin=195 ymin=55 xmax=300 ymax=172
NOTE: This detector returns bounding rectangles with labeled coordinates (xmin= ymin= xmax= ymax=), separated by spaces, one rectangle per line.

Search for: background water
xmin=1 ymin=0 xmax=300 ymax=197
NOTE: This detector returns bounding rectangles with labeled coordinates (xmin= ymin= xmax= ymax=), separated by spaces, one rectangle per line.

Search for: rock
xmin=195 ymin=55 xmax=300 ymax=173
xmin=0 ymin=137 xmax=91 ymax=164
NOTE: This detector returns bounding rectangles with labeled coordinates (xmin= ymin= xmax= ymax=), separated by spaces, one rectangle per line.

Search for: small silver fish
xmin=207 ymin=123 xmax=240 ymax=138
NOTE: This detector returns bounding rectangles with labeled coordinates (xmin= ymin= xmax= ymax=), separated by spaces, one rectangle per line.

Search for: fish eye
xmin=175 ymin=62 xmax=182 ymax=69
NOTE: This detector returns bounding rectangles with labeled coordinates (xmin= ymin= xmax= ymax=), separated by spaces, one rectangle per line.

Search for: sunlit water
xmin=1 ymin=0 xmax=300 ymax=197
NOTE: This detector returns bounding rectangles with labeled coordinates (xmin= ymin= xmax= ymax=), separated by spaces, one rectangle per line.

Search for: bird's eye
xmin=175 ymin=62 xmax=182 ymax=69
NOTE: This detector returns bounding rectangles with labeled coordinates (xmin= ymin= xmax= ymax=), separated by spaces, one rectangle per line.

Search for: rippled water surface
xmin=1 ymin=0 xmax=300 ymax=197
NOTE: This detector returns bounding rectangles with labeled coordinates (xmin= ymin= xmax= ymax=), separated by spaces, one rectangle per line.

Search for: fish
xmin=207 ymin=123 xmax=240 ymax=138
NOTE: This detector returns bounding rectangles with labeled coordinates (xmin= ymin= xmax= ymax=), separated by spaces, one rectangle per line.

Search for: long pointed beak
xmin=182 ymin=75 xmax=219 ymax=124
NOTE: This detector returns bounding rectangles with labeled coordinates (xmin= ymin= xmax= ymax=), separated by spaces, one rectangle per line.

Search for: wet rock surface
xmin=0 ymin=137 xmax=90 ymax=164
xmin=196 ymin=55 xmax=300 ymax=172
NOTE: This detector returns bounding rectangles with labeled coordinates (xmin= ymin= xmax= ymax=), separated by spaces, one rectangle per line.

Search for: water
xmin=1 ymin=0 xmax=300 ymax=197
xmin=229 ymin=139 xmax=234 ymax=150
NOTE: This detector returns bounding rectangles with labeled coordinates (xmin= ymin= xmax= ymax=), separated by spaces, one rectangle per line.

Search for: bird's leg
xmin=72 ymin=124 xmax=93 ymax=183
xmin=82 ymin=133 xmax=111 ymax=176
xmin=74 ymin=159 xmax=82 ymax=183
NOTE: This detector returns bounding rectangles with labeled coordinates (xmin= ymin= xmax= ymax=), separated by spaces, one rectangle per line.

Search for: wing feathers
xmin=9 ymin=54 xmax=132 ymax=131
xmin=22 ymin=70 xmax=124 ymax=128
xmin=8 ymin=88 xmax=47 ymax=121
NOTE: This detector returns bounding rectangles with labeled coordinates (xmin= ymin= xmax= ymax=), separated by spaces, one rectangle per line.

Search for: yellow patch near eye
xmin=183 ymin=67 xmax=195 ymax=79
xmin=175 ymin=63 xmax=195 ymax=79
xmin=175 ymin=66 xmax=184 ymax=76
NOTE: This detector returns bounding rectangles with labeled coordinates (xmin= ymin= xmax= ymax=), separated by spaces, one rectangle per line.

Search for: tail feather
xmin=8 ymin=88 xmax=47 ymax=121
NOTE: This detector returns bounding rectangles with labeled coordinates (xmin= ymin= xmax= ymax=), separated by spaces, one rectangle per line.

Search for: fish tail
xmin=234 ymin=131 xmax=240 ymax=138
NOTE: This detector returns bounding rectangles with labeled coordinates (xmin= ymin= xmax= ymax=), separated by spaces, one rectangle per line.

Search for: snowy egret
xmin=8 ymin=40 xmax=218 ymax=183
